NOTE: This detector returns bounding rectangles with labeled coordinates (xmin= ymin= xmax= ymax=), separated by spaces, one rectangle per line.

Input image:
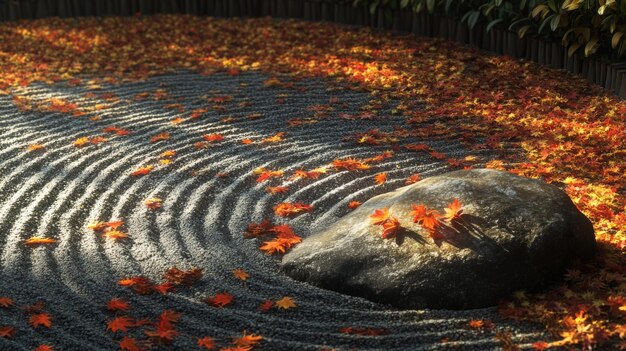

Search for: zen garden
xmin=0 ymin=0 xmax=625 ymax=350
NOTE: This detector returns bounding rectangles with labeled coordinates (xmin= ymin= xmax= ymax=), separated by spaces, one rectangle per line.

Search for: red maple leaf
xmin=273 ymin=202 xmax=313 ymax=217
xmin=198 ymin=336 xmax=216 ymax=350
xmin=381 ymin=216 xmax=401 ymax=239
xmin=107 ymin=316 xmax=134 ymax=333
xmin=369 ymin=208 xmax=390 ymax=225
xmin=119 ymin=336 xmax=142 ymax=351
xmin=30 ymin=313 xmax=52 ymax=328
xmin=0 ymin=326 xmax=15 ymax=338
xmin=107 ymin=298 xmax=131 ymax=312
xmin=206 ymin=292 xmax=234 ymax=308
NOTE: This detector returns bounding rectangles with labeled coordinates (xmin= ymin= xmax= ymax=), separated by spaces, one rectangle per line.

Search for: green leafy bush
xmin=353 ymin=0 xmax=626 ymax=59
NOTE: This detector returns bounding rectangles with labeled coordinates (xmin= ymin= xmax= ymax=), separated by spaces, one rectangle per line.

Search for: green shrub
xmin=353 ymin=0 xmax=626 ymax=59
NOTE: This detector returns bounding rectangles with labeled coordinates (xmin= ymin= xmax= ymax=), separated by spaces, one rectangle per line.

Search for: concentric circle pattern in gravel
xmin=0 ymin=69 xmax=548 ymax=350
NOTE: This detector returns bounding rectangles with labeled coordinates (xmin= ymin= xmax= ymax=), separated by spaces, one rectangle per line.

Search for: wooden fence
xmin=1 ymin=0 xmax=625 ymax=98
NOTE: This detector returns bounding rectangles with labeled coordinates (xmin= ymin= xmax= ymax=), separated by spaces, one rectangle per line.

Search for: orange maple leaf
xmin=0 ymin=297 xmax=13 ymax=308
xmin=73 ymin=137 xmax=89 ymax=147
xmin=266 ymin=186 xmax=289 ymax=194
xmin=151 ymin=133 xmax=170 ymax=143
xmin=443 ymin=198 xmax=463 ymax=221
xmin=26 ymin=144 xmax=45 ymax=151
xmin=244 ymin=220 xmax=273 ymax=238
xmin=273 ymin=202 xmax=313 ymax=217
xmin=34 ymin=345 xmax=53 ymax=351
xmin=348 ymin=201 xmax=362 ymax=209
xmin=275 ymin=297 xmax=297 ymax=310
xmin=198 ymin=336 xmax=216 ymax=350
xmin=381 ymin=216 xmax=401 ymax=239
xmin=332 ymin=158 xmax=370 ymax=171
xmin=0 ymin=326 xmax=15 ymax=338
xmin=232 ymin=330 xmax=263 ymax=347
xmin=206 ymin=292 xmax=234 ymax=308
xmin=369 ymin=208 xmax=390 ymax=225
xmin=404 ymin=143 xmax=431 ymax=152
xmin=255 ymin=168 xmax=284 ymax=182
xmin=241 ymin=138 xmax=254 ymax=144
xmin=410 ymin=204 xmax=428 ymax=223
xmin=107 ymin=316 xmax=134 ymax=333
xmin=160 ymin=150 xmax=176 ymax=158
xmin=131 ymin=165 xmax=154 ymax=176
xmin=420 ymin=210 xmax=441 ymax=231
xmin=102 ymin=230 xmax=128 ymax=240
xmin=107 ymin=298 xmax=130 ymax=312
xmin=261 ymin=132 xmax=285 ymax=143
xmin=88 ymin=220 xmax=124 ymax=231
xmin=119 ymin=336 xmax=142 ymax=351
xmin=90 ymin=136 xmax=107 ymax=144
xmin=405 ymin=173 xmax=421 ymax=184
xmin=24 ymin=237 xmax=57 ymax=246
xmin=259 ymin=239 xmax=288 ymax=255
xmin=374 ymin=172 xmax=387 ymax=185
xmin=202 ymin=133 xmax=224 ymax=142
xmin=30 ymin=313 xmax=52 ymax=328
xmin=233 ymin=268 xmax=250 ymax=281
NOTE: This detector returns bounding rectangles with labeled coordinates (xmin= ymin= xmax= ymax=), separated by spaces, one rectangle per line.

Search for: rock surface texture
xmin=282 ymin=169 xmax=596 ymax=309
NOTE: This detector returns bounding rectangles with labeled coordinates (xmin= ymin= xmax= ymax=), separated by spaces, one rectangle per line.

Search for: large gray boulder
xmin=281 ymin=169 xmax=595 ymax=309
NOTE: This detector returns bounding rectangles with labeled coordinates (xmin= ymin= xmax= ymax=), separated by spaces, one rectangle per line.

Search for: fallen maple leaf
xmin=261 ymin=132 xmax=285 ymax=143
xmin=259 ymin=239 xmax=288 ymax=255
xmin=255 ymin=169 xmax=284 ymax=183
xmin=275 ymin=297 xmax=296 ymax=310
xmin=0 ymin=326 xmax=14 ymax=338
xmin=30 ymin=313 xmax=52 ymax=328
xmin=202 ymin=133 xmax=224 ymax=142
xmin=443 ymin=198 xmax=463 ymax=221
xmin=233 ymin=268 xmax=249 ymax=281
xmin=102 ymin=230 xmax=128 ymax=240
xmin=273 ymin=202 xmax=313 ymax=217
xmin=348 ymin=201 xmax=362 ymax=209
xmin=34 ymin=345 xmax=53 ymax=351
xmin=0 ymin=297 xmax=13 ymax=308
xmin=145 ymin=197 xmax=163 ymax=210
xmin=241 ymin=138 xmax=254 ymax=144
xmin=381 ymin=216 xmax=401 ymax=239
xmin=24 ymin=237 xmax=57 ymax=246
xmin=332 ymin=158 xmax=370 ymax=171
xmin=88 ymin=220 xmax=124 ymax=231
xmin=160 ymin=150 xmax=176 ymax=158
xmin=206 ymin=292 xmax=234 ymax=308
xmin=151 ymin=133 xmax=170 ymax=143
xmin=259 ymin=300 xmax=274 ymax=312
xmin=164 ymin=267 xmax=203 ymax=287
xmin=369 ymin=208 xmax=390 ymax=225
xmin=26 ymin=144 xmax=45 ymax=151
xmin=244 ymin=220 xmax=273 ymax=238
xmin=374 ymin=172 xmax=387 ymax=185
xmin=405 ymin=173 xmax=421 ymax=184
xmin=107 ymin=298 xmax=130 ymax=312
xmin=410 ymin=204 xmax=428 ymax=223
xmin=107 ymin=316 xmax=134 ymax=333
xmin=119 ymin=336 xmax=142 ymax=351
xmin=73 ymin=137 xmax=89 ymax=147
xmin=131 ymin=165 xmax=154 ymax=176
xmin=198 ymin=336 xmax=216 ymax=350
xmin=266 ymin=186 xmax=289 ymax=194
xmin=232 ymin=330 xmax=263 ymax=347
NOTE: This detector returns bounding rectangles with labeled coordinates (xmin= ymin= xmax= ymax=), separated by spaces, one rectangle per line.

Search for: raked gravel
xmin=0 ymin=71 xmax=548 ymax=350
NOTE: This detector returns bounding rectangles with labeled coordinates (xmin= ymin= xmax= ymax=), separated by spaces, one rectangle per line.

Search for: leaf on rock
xmin=369 ymin=208 xmax=390 ymax=225
xmin=443 ymin=198 xmax=463 ymax=221
xmin=381 ymin=216 xmax=401 ymax=239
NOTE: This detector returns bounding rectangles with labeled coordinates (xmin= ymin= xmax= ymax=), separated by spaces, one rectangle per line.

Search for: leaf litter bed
xmin=0 ymin=14 xmax=625 ymax=351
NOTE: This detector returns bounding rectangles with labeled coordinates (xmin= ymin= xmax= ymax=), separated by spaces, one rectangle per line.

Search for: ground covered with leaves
xmin=0 ymin=14 xmax=624 ymax=351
